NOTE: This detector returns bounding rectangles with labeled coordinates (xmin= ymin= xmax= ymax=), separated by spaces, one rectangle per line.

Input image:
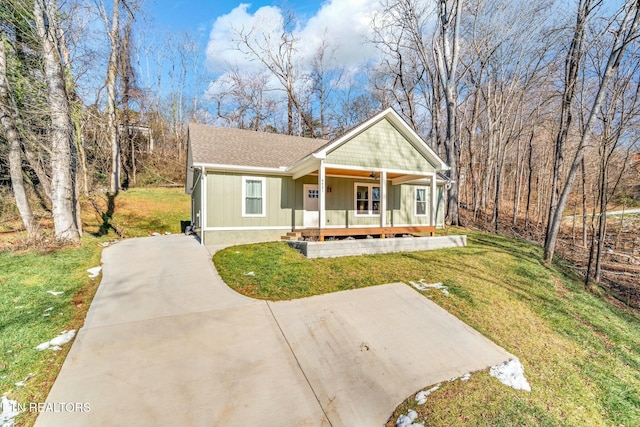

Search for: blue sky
xmin=136 ymin=0 xmax=382 ymax=110
xmin=149 ymin=0 xmax=326 ymax=38
xmin=139 ymin=0 xmax=625 ymax=123
xmin=147 ymin=0 xmax=381 ymax=70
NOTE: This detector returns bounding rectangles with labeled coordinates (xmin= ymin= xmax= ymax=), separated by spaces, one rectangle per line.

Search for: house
xmin=185 ymin=108 xmax=449 ymax=246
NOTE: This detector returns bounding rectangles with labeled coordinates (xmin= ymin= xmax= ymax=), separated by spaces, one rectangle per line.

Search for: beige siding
xmin=326 ymin=118 xmax=436 ymax=172
xmin=206 ymin=172 xmax=295 ymax=228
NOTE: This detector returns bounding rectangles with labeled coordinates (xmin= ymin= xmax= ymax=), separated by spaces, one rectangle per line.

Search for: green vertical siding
xmin=325 ymin=177 xmax=380 ymax=227
xmin=294 ymin=176 xmax=436 ymax=228
xmin=206 ymin=172 xmax=296 ymax=228
xmin=325 ymin=118 xmax=436 ymax=172
xmin=389 ymin=184 xmax=431 ymax=226
xmin=203 ymin=171 xmax=443 ymax=231
xmin=295 ymin=176 xmax=386 ymax=228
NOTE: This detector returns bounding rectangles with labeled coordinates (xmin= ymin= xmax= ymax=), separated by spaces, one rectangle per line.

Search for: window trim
xmin=354 ymin=182 xmax=381 ymax=216
xmin=242 ymin=176 xmax=266 ymax=218
xmin=415 ymin=186 xmax=429 ymax=217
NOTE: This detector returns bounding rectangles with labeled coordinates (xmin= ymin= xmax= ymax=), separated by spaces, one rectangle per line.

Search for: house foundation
xmin=287 ymin=235 xmax=467 ymax=259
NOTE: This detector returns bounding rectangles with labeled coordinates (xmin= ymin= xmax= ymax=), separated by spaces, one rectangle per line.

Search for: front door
xmin=303 ymin=184 xmax=319 ymax=228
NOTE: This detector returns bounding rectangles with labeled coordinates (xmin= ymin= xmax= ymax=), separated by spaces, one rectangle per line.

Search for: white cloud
xmin=206 ymin=3 xmax=285 ymax=73
xmin=298 ymin=0 xmax=380 ymax=67
xmin=205 ymin=1 xmax=381 ymax=74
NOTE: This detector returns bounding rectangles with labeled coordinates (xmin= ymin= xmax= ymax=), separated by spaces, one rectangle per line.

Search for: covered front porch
xmin=287 ymin=162 xmax=444 ymax=241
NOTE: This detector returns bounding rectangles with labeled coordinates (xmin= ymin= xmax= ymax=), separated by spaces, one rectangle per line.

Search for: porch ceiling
xmin=315 ymin=168 xmax=407 ymax=180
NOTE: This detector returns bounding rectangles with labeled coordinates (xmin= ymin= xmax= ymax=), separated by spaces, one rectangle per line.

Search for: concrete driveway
xmin=35 ymin=235 xmax=512 ymax=427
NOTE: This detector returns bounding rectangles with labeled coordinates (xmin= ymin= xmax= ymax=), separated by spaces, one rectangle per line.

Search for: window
xmin=242 ymin=177 xmax=266 ymax=217
xmin=355 ymin=183 xmax=380 ymax=216
xmin=415 ymin=187 xmax=428 ymax=216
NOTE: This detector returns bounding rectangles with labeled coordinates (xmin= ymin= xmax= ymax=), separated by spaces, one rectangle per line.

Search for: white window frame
xmin=242 ymin=176 xmax=266 ymax=217
xmin=354 ymin=182 xmax=381 ymax=216
xmin=415 ymin=186 xmax=429 ymax=217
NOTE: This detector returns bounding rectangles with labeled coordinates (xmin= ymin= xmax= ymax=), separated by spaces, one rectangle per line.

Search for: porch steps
xmin=281 ymin=231 xmax=303 ymax=241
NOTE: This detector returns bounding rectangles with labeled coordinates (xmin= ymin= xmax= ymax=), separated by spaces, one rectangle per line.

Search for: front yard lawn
xmin=213 ymin=229 xmax=640 ymax=426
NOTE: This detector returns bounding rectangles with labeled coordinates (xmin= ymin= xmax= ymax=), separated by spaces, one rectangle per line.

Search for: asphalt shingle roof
xmin=188 ymin=124 xmax=328 ymax=169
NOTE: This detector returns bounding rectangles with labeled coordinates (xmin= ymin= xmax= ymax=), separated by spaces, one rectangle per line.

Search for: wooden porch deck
xmin=283 ymin=226 xmax=436 ymax=241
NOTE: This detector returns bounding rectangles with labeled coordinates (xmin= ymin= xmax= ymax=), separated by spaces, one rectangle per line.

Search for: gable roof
xmin=313 ymin=108 xmax=448 ymax=170
xmin=188 ymin=124 xmax=328 ymax=169
xmin=187 ymin=108 xmax=448 ymax=176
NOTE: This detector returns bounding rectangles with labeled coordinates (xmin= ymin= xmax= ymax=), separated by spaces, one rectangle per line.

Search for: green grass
xmin=85 ymin=187 xmax=189 ymax=238
xmin=0 ymin=240 xmax=102 ymax=426
xmin=0 ymin=187 xmax=189 ymax=426
xmin=214 ymin=230 xmax=640 ymax=426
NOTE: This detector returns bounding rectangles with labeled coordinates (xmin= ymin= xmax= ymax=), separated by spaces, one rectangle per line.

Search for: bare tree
xmin=34 ymin=0 xmax=81 ymax=242
xmin=433 ymin=0 xmax=464 ymax=225
xmin=119 ymin=13 xmax=139 ymax=188
xmin=544 ymin=0 xmax=598 ymax=260
xmin=375 ymin=0 xmax=464 ymax=224
xmin=98 ymin=0 xmax=122 ymax=194
xmin=371 ymin=2 xmax=427 ymax=131
xmin=309 ymin=36 xmax=344 ymax=138
xmin=0 ymin=35 xmax=36 ymax=236
xmin=233 ymin=10 xmax=314 ymax=136
xmin=207 ymin=68 xmax=277 ymax=130
xmin=585 ymin=50 xmax=640 ymax=284
xmin=544 ymin=0 xmax=640 ymax=263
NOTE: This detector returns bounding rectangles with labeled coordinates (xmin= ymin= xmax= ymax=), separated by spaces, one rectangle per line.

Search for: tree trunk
xmin=512 ymin=136 xmax=523 ymax=225
xmin=434 ymin=0 xmax=463 ymax=226
xmin=586 ymin=151 xmax=607 ymax=286
xmin=466 ymin=84 xmax=482 ymax=217
xmin=21 ymin=142 xmax=52 ymax=201
xmin=0 ymin=37 xmax=37 ymax=236
xmin=524 ymin=129 xmax=535 ymax=230
xmin=34 ymin=0 xmax=81 ymax=243
xmin=581 ymin=158 xmax=588 ymax=247
xmin=594 ymin=176 xmax=607 ymax=283
xmin=104 ymin=0 xmax=121 ymax=194
xmin=444 ymin=90 xmax=461 ymax=225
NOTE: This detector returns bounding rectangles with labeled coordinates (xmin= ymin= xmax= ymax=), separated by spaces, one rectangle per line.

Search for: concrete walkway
xmin=35 ymin=235 xmax=513 ymax=427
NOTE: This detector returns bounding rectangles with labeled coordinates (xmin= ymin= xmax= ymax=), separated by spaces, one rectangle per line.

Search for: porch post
xmin=319 ymin=161 xmax=326 ymax=241
xmin=430 ymin=172 xmax=437 ymax=227
xmin=380 ymin=170 xmax=387 ymax=231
